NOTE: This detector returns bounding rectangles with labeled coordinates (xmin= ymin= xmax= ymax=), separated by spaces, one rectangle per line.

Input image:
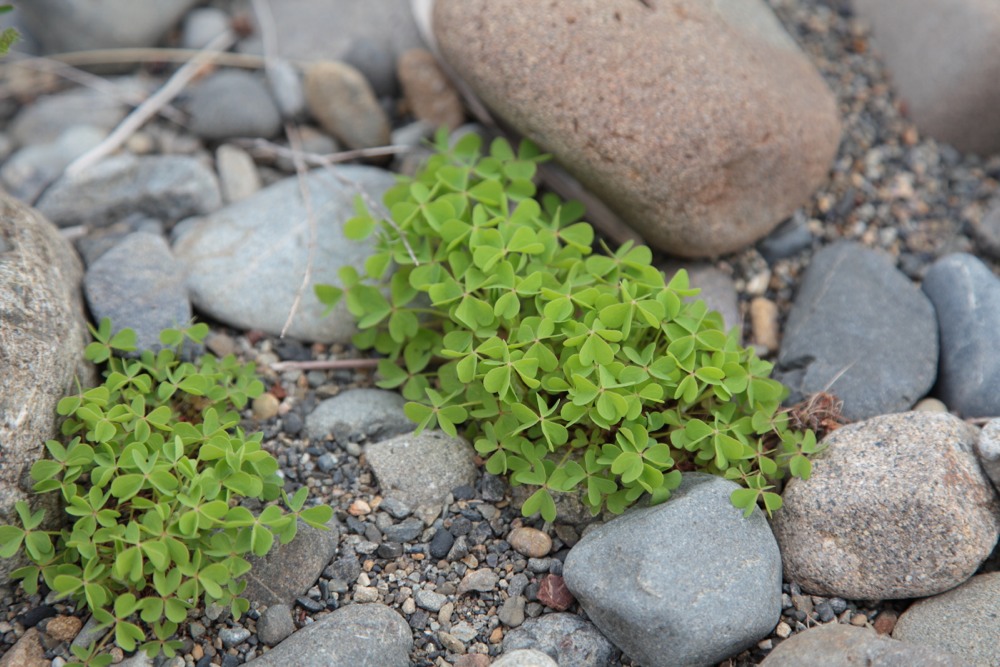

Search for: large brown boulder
xmin=433 ymin=0 xmax=841 ymax=257
xmin=0 ymin=195 xmax=91 ymax=582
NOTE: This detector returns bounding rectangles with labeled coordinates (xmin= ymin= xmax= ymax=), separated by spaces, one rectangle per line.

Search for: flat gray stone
xmin=893 ymin=572 xmax=1000 ymax=666
xmin=246 ymin=603 xmax=411 ymax=667
xmin=172 ymin=166 xmax=395 ymax=343
xmin=773 ymin=412 xmax=1000 ymax=599
xmin=84 ymin=232 xmax=190 ymax=353
xmin=0 ymin=194 xmax=93 ymax=584
xmin=922 ymin=253 xmax=1000 ymax=417
xmin=306 ymin=389 xmax=411 ymax=443
xmin=564 ymin=473 xmax=782 ymax=667
xmin=760 ymin=623 xmax=966 ymax=667
xmin=365 ymin=430 xmax=477 ymax=510
xmin=492 ymin=649 xmax=559 ymax=667
xmin=242 ymin=521 xmax=340 ymax=607
xmin=37 ymin=154 xmax=222 ymax=228
xmin=8 ymin=84 xmax=138 ymax=147
xmin=0 ymin=125 xmax=106 ymax=203
xmin=776 ymin=242 xmax=938 ymax=420
xmin=501 ymin=613 xmax=614 ymax=667
xmin=256 ymin=604 xmax=295 ymax=647
xmin=19 ymin=0 xmax=198 ymax=52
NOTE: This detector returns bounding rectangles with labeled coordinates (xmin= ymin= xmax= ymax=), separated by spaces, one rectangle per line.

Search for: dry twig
xmin=270 ymin=358 xmax=380 ymax=372
xmin=63 ymin=30 xmax=238 ymax=177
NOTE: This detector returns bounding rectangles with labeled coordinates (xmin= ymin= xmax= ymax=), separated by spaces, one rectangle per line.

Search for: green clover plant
xmin=317 ymin=130 xmax=818 ymax=521
xmin=0 ymin=319 xmax=332 ymax=661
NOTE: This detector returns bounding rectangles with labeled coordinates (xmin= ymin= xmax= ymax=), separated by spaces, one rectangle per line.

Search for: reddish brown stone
xmin=397 ymin=48 xmax=464 ymax=131
xmin=873 ymin=610 xmax=898 ymax=636
xmin=537 ymin=574 xmax=575 ymax=611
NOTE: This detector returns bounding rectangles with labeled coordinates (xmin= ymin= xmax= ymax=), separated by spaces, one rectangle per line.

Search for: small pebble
xmin=349 ymin=499 xmax=372 ymax=516
xmin=218 ymin=626 xmax=250 ymax=648
xmin=353 ymin=586 xmax=379 ymax=603
xmin=508 ymin=527 xmax=552 ymax=558
xmin=438 ymin=630 xmax=466 ymax=654
xmin=415 ymin=590 xmax=448 ymax=612
xmin=750 ymin=297 xmax=780 ymax=353
xmin=252 ymin=393 xmax=280 ymax=421
xmin=873 ymin=609 xmax=898 ymax=635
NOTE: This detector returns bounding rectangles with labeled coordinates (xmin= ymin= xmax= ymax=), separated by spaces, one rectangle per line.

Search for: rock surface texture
xmin=892 ymin=572 xmax=1000 ymax=667
xmin=773 ymin=412 xmax=1000 ymax=599
xmin=365 ymin=431 xmax=478 ymax=510
xmin=563 ymin=473 xmax=783 ymax=667
xmin=0 ymin=195 xmax=92 ymax=583
xmin=776 ymin=242 xmax=938 ymax=420
xmin=852 ymin=0 xmax=1000 ymax=156
xmin=759 ymin=623 xmax=966 ymax=667
xmin=432 ymin=0 xmax=841 ymax=257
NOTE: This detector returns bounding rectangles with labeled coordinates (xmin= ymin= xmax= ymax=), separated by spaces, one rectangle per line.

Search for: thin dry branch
xmin=279 ymin=123 xmax=319 ymax=338
xmin=45 ymin=48 xmax=274 ymax=70
xmin=237 ymin=139 xmax=411 ymax=166
xmin=3 ymin=52 xmax=186 ymax=125
xmin=63 ymin=30 xmax=238 ymax=177
xmin=270 ymin=358 xmax=380 ymax=372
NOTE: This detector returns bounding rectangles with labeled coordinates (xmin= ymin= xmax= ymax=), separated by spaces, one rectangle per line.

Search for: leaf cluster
xmin=317 ymin=130 xmax=818 ymax=522
xmin=0 ymin=319 xmax=332 ymax=660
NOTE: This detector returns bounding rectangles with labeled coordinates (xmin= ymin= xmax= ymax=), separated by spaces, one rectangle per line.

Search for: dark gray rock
xmin=256 ymin=604 xmax=295 ymax=646
xmin=758 ymin=213 xmax=814 ymax=261
xmin=776 ymin=242 xmax=938 ymax=420
xmin=343 ymin=37 xmax=399 ymax=98
xmin=970 ymin=203 xmax=1000 ymax=259
xmin=501 ymin=613 xmax=614 ymax=667
xmin=186 ymin=70 xmax=282 ymax=141
xmin=245 ymin=603 xmax=411 ymax=667
xmin=37 ymin=154 xmax=222 ymax=228
xmin=365 ymin=431 xmax=478 ymax=510
xmin=305 ymin=389 xmax=411 ymax=443
xmin=773 ymin=412 xmax=1000 ymax=600
xmin=172 ymin=166 xmax=395 ymax=343
xmin=564 ymin=473 xmax=782 ymax=667
xmin=922 ymin=253 xmax=1000 ymax=417
xmin=381 ymin=517 xmax=424 ymax=543
xmin=893 ymin=572 xmax=1000 ymax=666
xmin=19 ymin=0 xmax=198 ymax=52
xmin=84 ymin=232 xmax=190 ymax=353
xmin=242 ymin=521 xmax=340 ymax=607
xmin=429 ymin=527 xmax=454 ymax=559
xmin=0 ymin=195 xmax=93 ymax=584
xmin=760 ymin=623 xmax=966 ymax=667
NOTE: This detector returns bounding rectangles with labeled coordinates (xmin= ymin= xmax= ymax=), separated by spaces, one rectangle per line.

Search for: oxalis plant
xmin=316 ymin=130 xmax=818 ymax=522
xmin=0 ymin=320 xmax=331 ymax=665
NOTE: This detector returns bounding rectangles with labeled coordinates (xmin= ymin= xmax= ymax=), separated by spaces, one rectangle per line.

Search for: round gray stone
xmin=773 ymin=412 xmax=1000 ymax=599
xmin=893 ymin=572 xmax=1000 ymax=666
xmin=186 ymin=70 xmax=282 ymax=141
xmin=776 ymin=241 xmax=938 ymax=421
xmin=171 ymin=166 xmax=395 ymax=343
xmin=563 ymin=473 xmax=782 ymax=667
xmin=256 ymin=604 xmax=295 ymax=647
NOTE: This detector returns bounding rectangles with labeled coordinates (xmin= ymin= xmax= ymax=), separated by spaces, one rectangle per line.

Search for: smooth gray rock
xmin=343 ymin=37 xmax=399 ymax=98
xmin=776 ymin=242 xmax=938 ymax=420
xmin=242 ymin=521 xmax=340 ymax=607
xmin=773 ymin=412 xmax=1000 ymax=600
xmin=922 ymin=253 xmax=1000 ymax=417
xmin=172 ymin=166 xmax=395 ymax=343
xmin=0 ymin=195 xmax=93 ymax=584
xmin=84 ymin=232 xmax=190 ymax=353
xmin=215 ymin=144 xmax=261 ymax=203
xmin=852 ymin=0 xmax=1000 ymax=156
xmin=239 ymin=0 xmax=425 ymax=64
xmin=75 ymin=215 xmax=164 ymax=267
xmin=492 ymin=649 xmax=559 ymax=667
xmin=8 ymin=85 xmax=136 ymax=147
xmin=246 ymin=603 xmax=411 ymax=667
xmin=564 ymin=473 xmax=782 ymax=667
xmin=0 ymin=125 xmax=106 ymax=203
xmin=186 ymin=70 xmax=282 ymax=141
xmin=267 ymin=59 xmax=307 ymax=120
xmin=37 ymin=154 xmax=222 ymax=228
xmin=976 ymin=419 xmax=1000 ymax=492
xmin=501 ymin=613 xmax=614 ymax=667
xmin=19 ymin=0 xmax=198 ymax=52
xmin=306 ymin=389 xmax=411 ymax=443
xmin=893 ymin=572 xmax=1000 ymax=666
xmin=760 ymin=623 xmax=966 ymax=667
xmin=256 ymin=604 xmax=295 ymax=646
xmin=365 ymin=431 xmax=477 ymax=510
